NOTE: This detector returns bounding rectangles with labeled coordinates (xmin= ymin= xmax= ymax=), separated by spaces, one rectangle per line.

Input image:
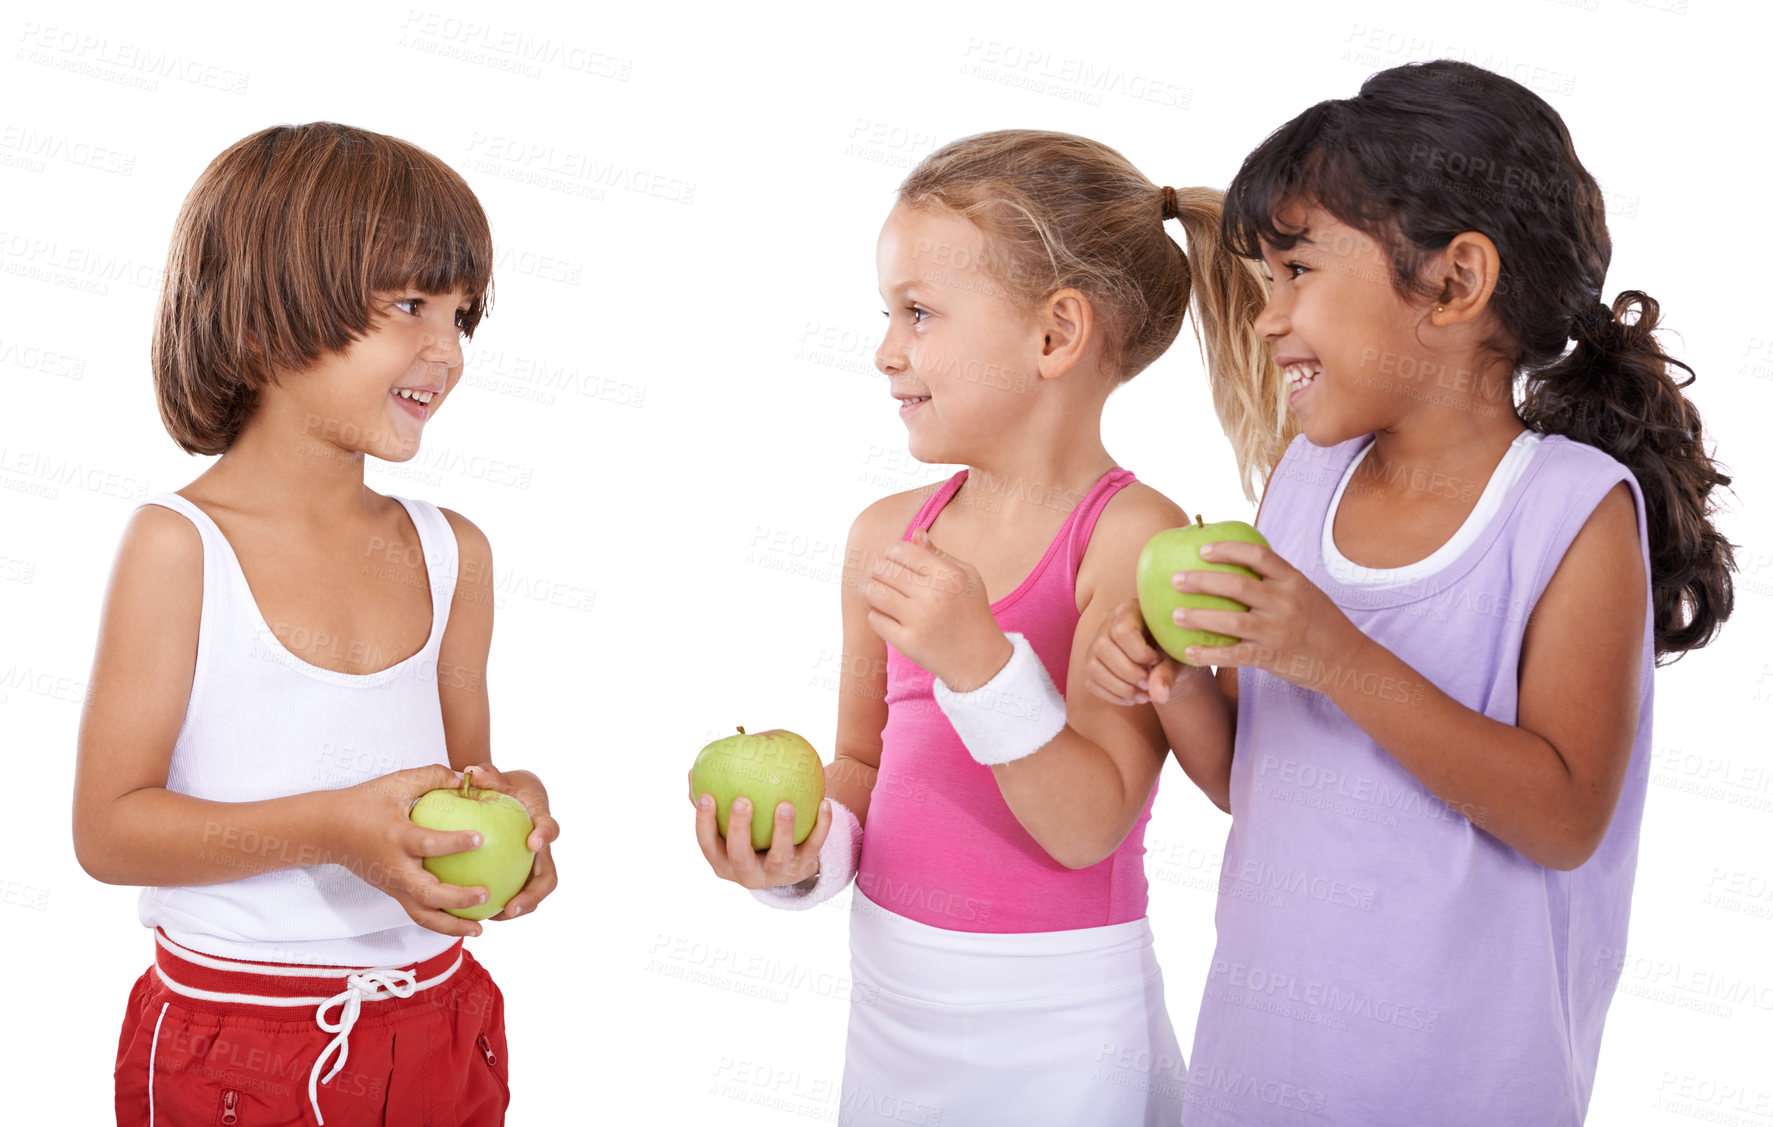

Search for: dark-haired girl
xmin=1085 ymin=60 xmax=1733 ymax=1125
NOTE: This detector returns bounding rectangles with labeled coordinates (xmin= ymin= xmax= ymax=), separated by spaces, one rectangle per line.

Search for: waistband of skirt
xmin=151 ymin=928 xmax=465 ymax=1015
xmin=847 ymin=890 xmax=1161 ymax=1005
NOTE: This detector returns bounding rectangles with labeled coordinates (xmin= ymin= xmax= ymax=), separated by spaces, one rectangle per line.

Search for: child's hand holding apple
xmin=410 ymin=762 xmax=560 ymax=922
xmin=693 ymin=786 xmax=834 ymax=891
xmin=327 ymin=764 xmax=499 ymax=937
xmin=1083 ymin=597 xmax=1195 ymax=707
xmin=689 ymin=727 xmax=834 ymax=891
xmin=1085 ymin=516 xmax=1272 ymax=706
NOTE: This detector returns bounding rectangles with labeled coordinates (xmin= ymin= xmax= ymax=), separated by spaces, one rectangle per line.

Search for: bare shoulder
xmin=1078 ymin=482 xmax=1189 ymax=607
xmin=1569 ymin=481 xmax=1641 ymax=555
xmin=434 ymin=508 xmax=495 ymax=679
xmin=1537 ymin=481 xmax=1643 ymax=604
xmin=117 ymin=501 xmax=204 ymax=584
xmin=437 ymin=506 xmax=494 ymax=589
xmin=437 ymin=506 xmax=492 ymax=560
xmin=88 ymin=501 xmax=204 ymax=711
xmin=1088 ymin=481 xmax=1189 ymax=562
xmin=847 ymin=481 xmax=946 ymax=552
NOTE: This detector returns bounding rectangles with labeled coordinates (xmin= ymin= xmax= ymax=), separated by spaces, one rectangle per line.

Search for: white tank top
xmin=1322 ymin=430 xmax=1545 ymax=588
xmin=134 ymin=491 xmax=459 ymax=967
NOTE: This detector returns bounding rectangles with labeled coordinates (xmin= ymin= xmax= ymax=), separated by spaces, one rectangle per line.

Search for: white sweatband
xmin=932 ymin=631 xmax=1068 ymax=766
xmin=749 ymin=799 xmax=862 ymax=911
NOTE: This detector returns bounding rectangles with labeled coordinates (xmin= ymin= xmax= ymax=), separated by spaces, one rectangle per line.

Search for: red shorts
xmin=113 ymin=930 xmax=508 ymax=1126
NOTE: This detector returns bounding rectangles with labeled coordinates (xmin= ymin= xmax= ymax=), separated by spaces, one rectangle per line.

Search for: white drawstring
xmin=151 ymin=934 xmax=463 ymax=1127
xmin=307 ymin=968 xmax=418 ymax=1126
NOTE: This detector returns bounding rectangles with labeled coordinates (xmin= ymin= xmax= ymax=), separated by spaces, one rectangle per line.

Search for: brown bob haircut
xmin=152 ymin=122 xmax=494 ymax=455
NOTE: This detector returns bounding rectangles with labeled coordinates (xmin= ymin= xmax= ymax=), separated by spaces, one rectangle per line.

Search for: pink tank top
xmin=855 ymin=466 xmax=1156 ymax=933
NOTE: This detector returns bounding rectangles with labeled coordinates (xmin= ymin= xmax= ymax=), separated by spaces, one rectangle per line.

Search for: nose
xmin=874 ymin=321 xmax=905 ymax=377
xmin=1252 ymin=289 xmax=1288 ymax=342
xmin=421 ymin=324 xmax=464 ymax=370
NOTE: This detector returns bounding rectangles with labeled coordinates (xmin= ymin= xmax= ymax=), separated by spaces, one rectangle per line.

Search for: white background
xmin=3 ymin=0 xmax=1769 ymax=1123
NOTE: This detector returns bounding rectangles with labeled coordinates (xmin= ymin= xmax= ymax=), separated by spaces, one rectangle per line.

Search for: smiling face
xmin=278 ymin=287 xmax=471 ymax=464
xmin=873 ymin=204 xmax=1043 ymax=465
xmin=1253 ymin=204 xmax=1433 ymax=446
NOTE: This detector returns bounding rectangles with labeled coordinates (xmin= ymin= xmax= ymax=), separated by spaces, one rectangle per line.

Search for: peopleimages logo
xmin=1208 ymin=959 xmax=1442 ymax=1033
xmin=1220 ymin=860 xmax=1377 ymax=912
xmin=1255 ymin=754 xmax=1483 ymax=826
xmin=14 ymin=24 xmax=250 ymax=93
xmin=854 ymin=873 xmax=992 ymax=925
xmin=1184 ymin=1065 xmax=1328 ymax=1115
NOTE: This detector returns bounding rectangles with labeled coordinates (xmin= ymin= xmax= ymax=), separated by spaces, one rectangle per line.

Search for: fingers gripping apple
xmin=691 ymin=727 xmax=826 ymax=851
xmin=1136 ymin=516 xmax=1270 ymax=666
xmin=409 ymin=769 xmax=537 ymax=921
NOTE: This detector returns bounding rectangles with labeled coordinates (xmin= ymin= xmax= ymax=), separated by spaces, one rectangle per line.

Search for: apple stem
xmin=461 ymin=769 xmax=473 ymax=798
xmin=1194 ymin=514 xmax=1204 ymax=527
xmin=736 ymin=726 xmax=745 ymax=735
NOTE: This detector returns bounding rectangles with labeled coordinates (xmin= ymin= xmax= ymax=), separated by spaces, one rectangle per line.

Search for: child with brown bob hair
xmin=75 ymin=122 xmax=559 ymax=1127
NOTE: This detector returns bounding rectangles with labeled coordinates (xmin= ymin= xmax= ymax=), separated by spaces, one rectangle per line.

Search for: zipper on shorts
xmin=219 ymin=1088 xmax=240 ymax=1125
xmin=477 ymin=1033 xmax=497 ymax=1070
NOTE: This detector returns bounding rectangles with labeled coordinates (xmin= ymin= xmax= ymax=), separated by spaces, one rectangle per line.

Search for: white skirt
xmin=840 ymin=890 xmax=1187 ymax=1127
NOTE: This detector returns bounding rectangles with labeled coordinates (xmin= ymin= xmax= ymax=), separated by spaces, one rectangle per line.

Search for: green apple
xmin=1136 ymin=515 xmax=1270 ymax=666
xmin=409 ymin=769 xmax=536 ymax=920
xmin=690 ymin=726 xmax=825 ymax=851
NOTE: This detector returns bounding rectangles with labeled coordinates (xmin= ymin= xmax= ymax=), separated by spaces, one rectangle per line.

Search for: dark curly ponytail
xmin=1524 ymin=291 xmax=1733 ymax=655
xmin=1223 ymin=59 xmax=1734 ymax=661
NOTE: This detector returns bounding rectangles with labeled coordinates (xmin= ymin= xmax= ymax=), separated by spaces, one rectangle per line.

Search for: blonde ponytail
xmin=1167 ymin=186 xmax=1294 ymax=501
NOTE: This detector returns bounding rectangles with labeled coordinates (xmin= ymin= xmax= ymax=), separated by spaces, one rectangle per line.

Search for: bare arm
xmin=1152 ymin=662 xmax=1237 ymax=812
xmin=71 ymin=505 xmax=486 ymax=935
xmin=437 ymin=508 xmax=559 ymax=918
xmin=979 ymin=488 xmax=1194 ymax=867
xmin=1082 ymin=598 xmax=1236 ymax=814
xmin=822 ymin=496 xmax=892 ymax=822
xmin=436 ymin=508 xmax=493 ymax=771
xmin=1134 ymin=476 xmax=1265 ymax=810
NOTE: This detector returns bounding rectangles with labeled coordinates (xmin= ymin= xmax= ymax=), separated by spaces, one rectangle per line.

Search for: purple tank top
xmin=856 ymin=467 xmax=1159 ymax=933
xmin=1184 ymin=433 xmax=1655 ymax=1127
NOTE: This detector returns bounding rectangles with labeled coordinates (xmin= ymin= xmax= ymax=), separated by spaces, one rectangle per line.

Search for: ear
xmin=1034 ymin=288 xmax=1094 ymax=380
xmin=1427 ymin=232 xmax=1502 ymax=327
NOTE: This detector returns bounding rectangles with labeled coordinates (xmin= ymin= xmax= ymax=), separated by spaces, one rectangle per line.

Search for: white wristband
xmin=749 ymin=799 xmax=862 ymax=911
xmin=932 ymin=632 xmax=1067 ymax=766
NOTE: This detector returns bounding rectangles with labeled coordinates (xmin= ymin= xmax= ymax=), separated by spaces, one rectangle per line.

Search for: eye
xmin=393 ymin=296 xmax=424 ymax=316
xmin=1283 ymin=262 xmax=1309 ymax=279
xmin=454 ymin=307 xmax=472 ymax=333
xmin=909 ymin=305 xmax=930 ymax=324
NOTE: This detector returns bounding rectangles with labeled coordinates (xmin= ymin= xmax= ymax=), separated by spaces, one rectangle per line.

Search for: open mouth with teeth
xmin=1283 ymin=362 xmax=1321 ymax=397
xmin=392 ymin=387 xmax=437 ymax=421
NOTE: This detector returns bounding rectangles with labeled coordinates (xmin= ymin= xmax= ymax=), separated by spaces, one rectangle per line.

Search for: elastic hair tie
xmin=1160 ymin=185 xmax=1179 ymax=221
xmin=1572 ymin=300 xmax=1614 ymax=343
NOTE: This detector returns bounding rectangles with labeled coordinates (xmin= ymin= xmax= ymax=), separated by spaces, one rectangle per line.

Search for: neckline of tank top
xmin=150 ymin=491 xmax=445 ymax=683
xmin=1322 ymin=429 xmax=1545 ymax=590
xmin=1305 ymin=431 xmax=1561 ymax=608
xmin=915 ymin=466 xmax=1132 ymax=613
